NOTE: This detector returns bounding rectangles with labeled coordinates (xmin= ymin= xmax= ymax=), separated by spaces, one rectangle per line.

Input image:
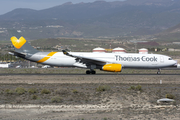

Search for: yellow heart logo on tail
xmin=11 ymin=36 xmax=26 ymax=49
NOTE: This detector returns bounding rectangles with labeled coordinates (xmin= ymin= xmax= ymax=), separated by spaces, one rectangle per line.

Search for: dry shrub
xmin=96 ymin=85 xmax=111 ymax=92
xmin=32 ymin=95 xmax=38 ymax=100
xmin=166 ymin=94 xmax=175 ymax=99
xmin=15 ymin=87 xmax=26 ymax=95
xmin=135 ymin=85 xmax=142 ymax=91
xmin=51 ymin=96 xmax=63 ymax=103
xmin=41 ymin=89 xmax=51 ymax=94
xmin=72 ymin=89 xmax=78 ymax=94
xmin=28 ymin=88 xmax=37 ymax=94
xmin=128 ymin=85 xmax=142 ymax=91
xmin=5 ymin=89 xmax=14 ymax=95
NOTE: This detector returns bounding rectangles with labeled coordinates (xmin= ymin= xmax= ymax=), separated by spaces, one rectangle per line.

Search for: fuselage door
xmin=160 ymin=56 xmax=164 ymax=63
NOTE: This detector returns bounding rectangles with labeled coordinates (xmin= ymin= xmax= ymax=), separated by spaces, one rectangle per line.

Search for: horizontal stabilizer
xmin=8 ymin=50 xmax=26 ymax=58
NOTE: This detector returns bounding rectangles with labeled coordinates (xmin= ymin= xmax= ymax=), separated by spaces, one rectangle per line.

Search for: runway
xmin=0 ymin=73 xmax=180 ymax=84
xmin=0 ymin=73 xmax=179 ymax=76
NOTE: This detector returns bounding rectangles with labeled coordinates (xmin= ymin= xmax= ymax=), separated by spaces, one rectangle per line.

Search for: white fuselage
xmin=29 ymin=52 xmax=177 ymax=69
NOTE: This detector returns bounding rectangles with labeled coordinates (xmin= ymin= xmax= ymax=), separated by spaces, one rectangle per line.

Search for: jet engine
xmin=102 ymin=64 xmax=122 ymax=72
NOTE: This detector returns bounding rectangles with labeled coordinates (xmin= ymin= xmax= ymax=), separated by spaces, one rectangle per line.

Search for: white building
xmin=93 ymin=47 xmax=106 ymax=53
xmin=139 ymin=48 xmax=148 ymax=54
xmin=112 ymin=47 xmax=126 ymax=53
xmin=0 ymin=63 xmax=10 ymax=68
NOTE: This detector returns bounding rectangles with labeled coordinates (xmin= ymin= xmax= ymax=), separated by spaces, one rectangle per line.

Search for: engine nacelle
xmin=102 ymin=64 xmax=122 ymax=72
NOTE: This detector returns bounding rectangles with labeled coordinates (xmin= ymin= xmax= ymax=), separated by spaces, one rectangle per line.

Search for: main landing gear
xmin=86 ymin=70 xmax=96 ymax=74
xmin=157 ymin=68 xmax=161 ymax=75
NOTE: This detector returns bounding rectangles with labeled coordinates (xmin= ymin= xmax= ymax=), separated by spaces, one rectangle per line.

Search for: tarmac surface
xmin=0 ymin=72 xmax=179 ymax=76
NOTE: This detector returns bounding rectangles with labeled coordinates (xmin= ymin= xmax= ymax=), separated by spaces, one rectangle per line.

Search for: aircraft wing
xmin=62 ymin=50 xmax=109 ymax=66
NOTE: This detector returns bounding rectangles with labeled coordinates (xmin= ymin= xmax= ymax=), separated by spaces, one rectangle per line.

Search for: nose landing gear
xmin=157 ymin=68 xmax=161 ymax=74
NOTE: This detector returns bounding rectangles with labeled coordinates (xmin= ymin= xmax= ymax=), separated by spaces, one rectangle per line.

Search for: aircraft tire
xmin=91 ymin=70 xmax=96 ymax=74
xmin=157 ymin=71 xmax=161 ymax=75
xmin=86 ymin=70 xmax=91 ymax=74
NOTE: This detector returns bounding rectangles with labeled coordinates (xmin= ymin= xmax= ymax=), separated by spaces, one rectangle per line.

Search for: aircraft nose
xmin=173 ymin=60 xmax=178 ymax=67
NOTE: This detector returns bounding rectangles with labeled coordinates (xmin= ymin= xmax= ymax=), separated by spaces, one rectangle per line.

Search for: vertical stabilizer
xmin=11 ymin=36 xmax=38 ymax=54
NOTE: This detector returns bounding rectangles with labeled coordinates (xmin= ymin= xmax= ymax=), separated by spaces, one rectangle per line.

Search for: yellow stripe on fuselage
xmin=37 ymin=52 xmax=57 ymax=63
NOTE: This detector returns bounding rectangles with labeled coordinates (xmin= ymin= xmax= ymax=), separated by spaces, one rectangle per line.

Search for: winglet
xmin=62 ymin=50 xmax=74 ymax=57
xmin=62 ymin=50 xmax=69 ymax=55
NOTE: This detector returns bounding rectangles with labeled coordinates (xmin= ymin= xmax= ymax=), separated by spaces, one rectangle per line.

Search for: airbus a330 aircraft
xmin=9 ymin=36 xmax=177 ymax=74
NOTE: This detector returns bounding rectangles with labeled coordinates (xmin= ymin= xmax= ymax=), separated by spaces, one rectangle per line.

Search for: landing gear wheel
xmin=157 ymin=68 xmax=161 ymax=75
xmin=86 ymin=70 xmax=91 ymax=74
xmin=91 ymin=70 xmax=96 ymax=74
xmin=86 ymin=70 xmax=96 ymax=74
xmin=157 ymin=71 xmax=161 ymax=75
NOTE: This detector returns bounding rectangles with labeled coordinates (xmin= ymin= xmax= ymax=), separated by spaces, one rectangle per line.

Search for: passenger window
xmin=168 ymin=58 xmax=172 ymax=60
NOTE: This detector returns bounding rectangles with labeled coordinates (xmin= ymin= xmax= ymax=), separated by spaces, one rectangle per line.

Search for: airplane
xmin=9 ymin=36 xmax=177 ymax=74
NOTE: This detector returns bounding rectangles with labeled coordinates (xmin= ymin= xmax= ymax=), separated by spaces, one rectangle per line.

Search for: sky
xmin=0 ymin=0 xmax=125 ymax=15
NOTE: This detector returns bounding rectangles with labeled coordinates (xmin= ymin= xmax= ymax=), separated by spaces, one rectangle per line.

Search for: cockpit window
xmin=168 ymin=58 xmax=172 ymax=60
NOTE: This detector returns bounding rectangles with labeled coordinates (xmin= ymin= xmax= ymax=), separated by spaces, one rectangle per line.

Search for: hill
xmin=0 ymin=0 xmax=180 ymax=40
xmin=155 ymin=23 xmax=180 ymax=42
